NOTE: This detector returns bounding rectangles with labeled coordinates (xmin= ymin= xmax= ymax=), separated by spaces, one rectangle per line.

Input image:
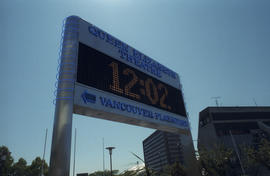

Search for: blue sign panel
xmin=71 ymin=16 xmax=189 ymax=133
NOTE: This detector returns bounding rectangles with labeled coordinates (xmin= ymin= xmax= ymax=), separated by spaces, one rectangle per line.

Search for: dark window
xmin=216 ymin=129 xmax=250 ymax=136
xmin=214 ymin=122 xmax=259 ymax=133
xmin=212 ymin=112 xmax=270 ymax=121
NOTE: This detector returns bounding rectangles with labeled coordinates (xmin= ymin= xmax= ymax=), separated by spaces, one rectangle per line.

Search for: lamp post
xmin=106 ymin=147 xmax=115 ymax=176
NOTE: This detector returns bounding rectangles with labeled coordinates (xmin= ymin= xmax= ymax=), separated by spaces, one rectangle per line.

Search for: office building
xmin=143 ymin=130 xmax=183 ymax=172
xmin=198 ymin=106 xmax=270 ymax=176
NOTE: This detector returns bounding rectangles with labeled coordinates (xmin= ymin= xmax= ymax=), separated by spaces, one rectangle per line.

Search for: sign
xmin=70 ymin=17 xmax=189 ymax=133
xmin=49 ymin=16 xmax=199 ymax=176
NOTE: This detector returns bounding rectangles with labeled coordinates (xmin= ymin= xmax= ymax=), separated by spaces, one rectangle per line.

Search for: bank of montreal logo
xmin=81 ymin=91 xmax=96 ymax=104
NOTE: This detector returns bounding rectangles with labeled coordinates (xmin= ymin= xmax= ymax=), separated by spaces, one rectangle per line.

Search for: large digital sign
xmin=66 ymin=17 xmax=190 ymax=133
xmin=77 ymin=42 xmax=186 ymax=116
xmin=49 ymin=16 xmax=199 ymax=176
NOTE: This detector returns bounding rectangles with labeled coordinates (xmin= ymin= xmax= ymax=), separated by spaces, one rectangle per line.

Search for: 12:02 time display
xmin=109 ymin=62 xmax=172 ymax=111
xmin=76 ymin=42 xmax=186 ymax=116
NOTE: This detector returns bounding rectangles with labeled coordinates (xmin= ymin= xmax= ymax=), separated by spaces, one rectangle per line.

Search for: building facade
xmin=143 ymin=130 xmax=183 ymax=172
xmin=198 ymin=106 xmax=270 ymax=176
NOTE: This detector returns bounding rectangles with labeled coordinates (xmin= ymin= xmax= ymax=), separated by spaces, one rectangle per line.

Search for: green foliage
xmin=0 ymin=146 xmax=49 ymax=176
xmin=89 ymin=169 xmax=146 ymax=176
xmin=256 ymin=139 xmax=270 ymax=170
xmin=12 ymin=157 xmax=28 ymax=176
xmin=160 ymin=162 xmax=186 ymax=176
xmin=170 ymin=162 xmax=186 ymax=176
xmin=199 ymin=139 xmax=270 ymax=176
xmin=89 ymin=170 xmax=119 ymax=176
xmin=28 ymin=157 xmax=49 ymax=176
xmin=0 ymin=145 xmax=14 ymax=175
xmin=120 ymin=170 xmax=138 ymax=176
xmin=242 ymin=144 xmax=261 ymax=176
xmin=129 ymin=152 xmax=186 ymax=176
xmin=243 ymin=138 xmax=270 ymax=172
xmin=198 ymin=144 xmax=233 ymax=176
xmin=92 ymin=162 xmax=186 ymax=176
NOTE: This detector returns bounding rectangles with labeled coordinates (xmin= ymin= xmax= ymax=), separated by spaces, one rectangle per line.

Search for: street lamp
xmin=106 ymin=147 xmax=115 ymax=176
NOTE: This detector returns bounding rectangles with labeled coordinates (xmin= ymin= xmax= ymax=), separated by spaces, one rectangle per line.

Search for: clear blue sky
xmin=1 ymin=0 xmax=270 ymax=174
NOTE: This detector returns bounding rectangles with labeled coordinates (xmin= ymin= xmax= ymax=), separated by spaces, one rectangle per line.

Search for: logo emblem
xmin=81 ymin=91 xmax=96 ymax=104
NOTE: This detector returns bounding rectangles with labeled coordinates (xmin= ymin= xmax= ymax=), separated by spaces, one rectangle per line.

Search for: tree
xmin=159 ymin=163 xmax=186 ymax=176
xmin=198 ymin=144 xmax=233 ymax=176
xmin=170 ymin=162 xmax=186 ymax=176
xmin=28 ymin=157 xmax=49 ymax=176
xmin=242 ymin=144 xmax=261 ymax=176
xmin=89 ymin=170 xmax=119 ymax=176
xmin=119 ymin=170 xmax=138 ymax=176
xmin=11 ymin=157 xmax=28 ymax=176
xmin=0 ymin=145 xmax=14 ymax=175
xmin=256 ymin=139 xmax=270 ymax=170
xmin=243 ymin=138 xmax=270 ymax=174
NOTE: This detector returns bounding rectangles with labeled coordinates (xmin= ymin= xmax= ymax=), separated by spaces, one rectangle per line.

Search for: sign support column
xmin=49 ymin=16 xmax=79 ymax=176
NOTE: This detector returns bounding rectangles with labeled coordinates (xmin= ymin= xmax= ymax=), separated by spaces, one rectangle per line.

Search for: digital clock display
xmin=77 ymin=42 xmax=187 ymax=117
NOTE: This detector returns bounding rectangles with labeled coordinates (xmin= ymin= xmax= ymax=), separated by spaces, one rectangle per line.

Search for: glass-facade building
xmin=143 ymin=130 xmax=183 ymax=172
